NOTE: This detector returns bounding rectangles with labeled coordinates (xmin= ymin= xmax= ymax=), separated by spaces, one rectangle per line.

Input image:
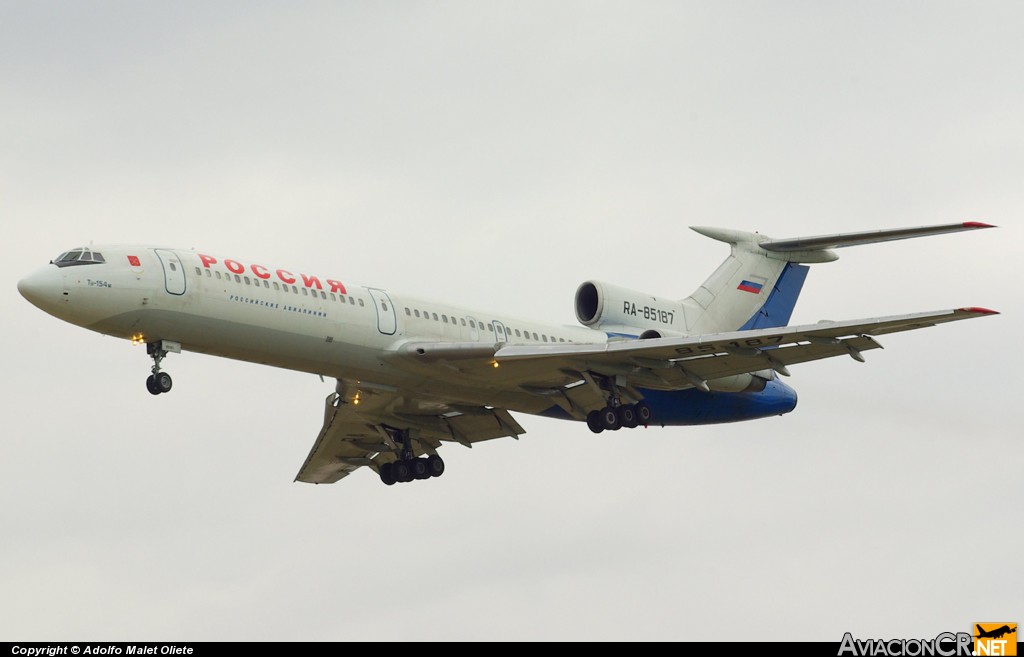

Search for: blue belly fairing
xmin=539 ymin=378 xmax=798 ymax=426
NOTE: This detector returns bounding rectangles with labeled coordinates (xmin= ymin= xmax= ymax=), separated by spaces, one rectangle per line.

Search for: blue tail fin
xmin=738 ymin=263 xmax=809 ymax=330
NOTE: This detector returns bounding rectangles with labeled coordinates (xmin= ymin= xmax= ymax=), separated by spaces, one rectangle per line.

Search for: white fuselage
xmin=19 ymin=245 xmax=611 ymax=415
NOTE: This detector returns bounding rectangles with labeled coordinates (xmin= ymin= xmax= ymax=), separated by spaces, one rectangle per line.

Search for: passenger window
xmin=404 ymin=307 xmax=411 ymax=315
xmin=244 ymin=276 xmax=251 ymax=285
xmin=292 ymin=286 xmax=298 ymax=294
xmin=273 ymin=282 xmax=279 ymax=290
xmin=195 ymin=267 xmax=201 ymax=275
xmin=442 ymin=315 xmax=449 ymax=323
xmin=302 ymin=288 xmax=308 ymax=296
xmin=532 ymin=332 xmax=538 ymax=340
xmin=349 ymin=297 xmax=355 ymax=305
xmin=542 ymin=335 xmax=548 ymax=342
xmin=321 ymin=291 xmax=327 ymax=299
xmin=382 ymin=302 xmax=388 ymax=311
xmin=559 ymin=338 xmax=566 ymax=342
xmin=432 ymin=313 xmax=438 ymax=321
xmin=215 ymin=271 xmax=222 ymax=280
xmin=414 ymin=309 xmax=420 ymax=318
xmin=169 ymin=262 xmax=177 ymax=271
xmin=460 ymin=318 xmax=466 ymax=326
xmin=469 ymin=320 xmax=476 ymax=328
xmin=488 ymin=324 xmax=493 ymax=332
xmin=515 ymin=329 xmax=521 ymax=337
xmin=358 ymin=299 xmax=364 ymax=306
xmin=205 ymin=270 xmax=211 ymax=277
xmin=234 ymin=275 xmax=241 ymax=283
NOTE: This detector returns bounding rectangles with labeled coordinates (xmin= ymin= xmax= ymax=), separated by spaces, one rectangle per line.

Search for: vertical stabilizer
xmin=680 ymin=228 xmax=794 ymax=334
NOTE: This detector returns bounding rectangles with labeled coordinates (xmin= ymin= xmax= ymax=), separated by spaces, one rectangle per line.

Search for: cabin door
xmin=154 ymin=249 xmax=186 ymax=295
xmin=367 ymin=288 xmax=397 ymax=335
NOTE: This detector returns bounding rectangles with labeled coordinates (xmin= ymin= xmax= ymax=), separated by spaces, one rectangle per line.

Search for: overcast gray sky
xmin=2 ymin=1 xmax=1021 ymax=642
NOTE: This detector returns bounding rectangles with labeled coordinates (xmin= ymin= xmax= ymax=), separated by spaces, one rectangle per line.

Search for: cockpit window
xmin=52 ymin=248 xmax=105 ymax=267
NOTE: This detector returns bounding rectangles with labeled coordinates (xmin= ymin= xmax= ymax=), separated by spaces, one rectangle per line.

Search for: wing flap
xmin=295 ymin=393 xmax=378 ymax=484
xmin=445 ymin=409 xmax=525 ymax=446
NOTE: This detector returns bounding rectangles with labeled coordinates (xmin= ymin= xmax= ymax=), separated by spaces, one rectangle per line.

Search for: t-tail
xmin=574 ymin=222 xmax=995 ymax=339
xmin=681 ymin=222 xmax=995 ymax=335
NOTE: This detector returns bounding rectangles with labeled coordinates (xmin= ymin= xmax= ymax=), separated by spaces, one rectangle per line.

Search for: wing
xmin=295 ymin=387 xmax=524 ymax=484
xmin=398 ymin=307 xmax=998 ymax=416
xmin=495 ymin=307 xmax=998 ymax=386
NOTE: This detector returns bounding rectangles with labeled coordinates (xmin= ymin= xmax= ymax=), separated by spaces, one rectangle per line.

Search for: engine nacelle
xmin=705 ymin=371 xmax=772 ymax=393
xmin=575 ymin=280 xmax=686 ymax=336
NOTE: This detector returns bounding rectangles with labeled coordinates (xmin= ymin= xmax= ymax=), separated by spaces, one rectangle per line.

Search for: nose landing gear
xmin=145 ymin=340 xmax=180 ymax=395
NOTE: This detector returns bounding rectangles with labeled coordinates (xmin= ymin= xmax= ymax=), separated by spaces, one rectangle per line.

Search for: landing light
xmin=492 ymin=361 xmax=500 ymax=369
xmin=131 ymin=333 xmax=145 ymax=346
xmin=353 ymin=392 xmax=361 ymax=405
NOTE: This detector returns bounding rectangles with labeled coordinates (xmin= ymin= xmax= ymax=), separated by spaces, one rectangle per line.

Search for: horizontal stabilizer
xmin=759 ymin=222 xmax=995 ymax=252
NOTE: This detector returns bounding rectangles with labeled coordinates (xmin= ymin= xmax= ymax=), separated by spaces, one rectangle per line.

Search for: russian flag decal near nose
xmin=128 ymin=255 xmax=140 ymax=266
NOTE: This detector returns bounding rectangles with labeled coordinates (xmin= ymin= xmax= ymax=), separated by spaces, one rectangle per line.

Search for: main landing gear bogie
xmin=379 ymin=455 xmax=445 ymax=486
xmin=586 ymin=402 xmax=652 ymax=434
xmin=378 ymin=427 xmax=446 ymax=486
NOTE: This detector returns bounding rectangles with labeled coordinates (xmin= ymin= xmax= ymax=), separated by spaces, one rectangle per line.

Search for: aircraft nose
xmin=18 ymin=265 xmax=65 ymax=312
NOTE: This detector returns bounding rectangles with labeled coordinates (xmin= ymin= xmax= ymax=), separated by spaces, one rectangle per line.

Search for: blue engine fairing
xmin=540 ymin=378 xmax=798 ymax=426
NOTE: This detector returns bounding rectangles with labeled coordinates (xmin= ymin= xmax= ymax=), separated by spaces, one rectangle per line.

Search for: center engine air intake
xmin=574 ymin=281 xmax=603 ymax=326
xmin=574 ymin=280 xmax=686 ymax=335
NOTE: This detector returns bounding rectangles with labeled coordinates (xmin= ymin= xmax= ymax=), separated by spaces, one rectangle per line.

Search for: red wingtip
xmin=962 ymin=221 xmax=996 ymax=228
xmin=958 ymin=307 xmax=1000 ymax=315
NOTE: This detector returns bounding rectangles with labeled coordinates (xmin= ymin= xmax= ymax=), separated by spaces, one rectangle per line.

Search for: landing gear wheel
xmin=392 ymin=460 xmax=412 ymax=483
xmin=635 ymin=402 xmax=653 ymax=426
xmin=426 ymin=455 xmax=445 ymax=478
xmin=154 ymin=371 xmax=173 ymax=394
xmin=379 ymin=462 xmax=397 ymax=486
xmin=617 ymin=404 xmax=639 ymax=429
xmin=145 ymin=342 xmax=175 ymax=396
xmin=410 ymin=458 xmax=430 ymax=480
xmin=600 ymin=406 xmax=621 ymax=431
xmin=586 ymin=410 xmax=605 ymax=434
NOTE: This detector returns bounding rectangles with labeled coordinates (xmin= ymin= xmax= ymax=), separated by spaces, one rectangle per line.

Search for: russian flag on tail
xmin=737 ymin=278 xmax=765 ymax=294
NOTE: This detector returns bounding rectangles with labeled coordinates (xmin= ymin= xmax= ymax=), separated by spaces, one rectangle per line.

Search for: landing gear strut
xmin=145 ymin=340 xmax=179 ymax=395
xmin=584 ymin=375 xmax=653 ymax=434
xmin=377 ymin=427 xmax=445 ymax=486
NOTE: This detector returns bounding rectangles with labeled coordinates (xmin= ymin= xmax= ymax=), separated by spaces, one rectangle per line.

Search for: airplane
xmin=975 ymin=624 xmax=1015 ymax=640
xmin=17 ymin=222 xmax=998 ymax=487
